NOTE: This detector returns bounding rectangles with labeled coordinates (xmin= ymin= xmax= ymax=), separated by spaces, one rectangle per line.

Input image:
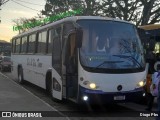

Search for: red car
xmin=0 ymin=56 xmax=11 ymax=72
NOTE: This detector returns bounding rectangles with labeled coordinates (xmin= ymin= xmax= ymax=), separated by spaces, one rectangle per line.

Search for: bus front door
xmin=65 ymin=34 xmax=78 ymax=100
xmin=52 ymin=31 xmax=62 ymax=100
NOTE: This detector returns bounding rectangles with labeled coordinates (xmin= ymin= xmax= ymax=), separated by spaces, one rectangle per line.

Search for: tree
xmin=102 ymin=0 xmax=160 ymax=26
xmin=141 ymin=0 xmax=160 ymax=25
xmin=0 ymin=0 xmax=9 ymax=6
xmin=42 ymin=0 xmax=160 ymax=26
xmin=12 ymin=18 xmax=30 ymax=33
xmin=13 ymin=0 xmax=160 ymax=32
xmin=42 ymin=0 xmax=103 ymax=16
xmin=12 ymin=13 xmax=44 ymax=33
xmin=42 ymin=0 xmax=83 ymax=16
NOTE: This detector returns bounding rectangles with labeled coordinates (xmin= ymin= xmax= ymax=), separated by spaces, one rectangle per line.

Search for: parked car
xmin=0 ymin=56 xmax=11 ymax=72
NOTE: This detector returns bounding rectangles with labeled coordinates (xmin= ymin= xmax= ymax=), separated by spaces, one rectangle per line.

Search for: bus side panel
xmin=52 ymin=69 xmax=62 ymax=100
xmin=12 ymin=54 xmax=52 ymax=89
xmin=11 ymin=54 xmax=18 ymax=79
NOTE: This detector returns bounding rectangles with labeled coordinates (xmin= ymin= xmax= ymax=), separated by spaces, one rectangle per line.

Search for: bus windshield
xmin=77 ymin=20 xmax=145 ymax=71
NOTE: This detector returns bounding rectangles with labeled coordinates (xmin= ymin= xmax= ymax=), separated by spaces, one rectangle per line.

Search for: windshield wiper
xmin=113 ymin=55 xmax=143 ymax=69
xmin=95 ymin=60 xmax=124 ymax=69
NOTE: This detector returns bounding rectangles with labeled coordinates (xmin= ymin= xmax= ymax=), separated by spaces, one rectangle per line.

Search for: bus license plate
xmin=114 ymin=96 xmax=125 ymax=100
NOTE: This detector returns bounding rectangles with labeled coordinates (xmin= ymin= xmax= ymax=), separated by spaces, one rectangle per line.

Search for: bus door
xmin=65 ymin=33 xmax=78 ymax=100
xmin=52 ymin=27 xmax=62 ymax=100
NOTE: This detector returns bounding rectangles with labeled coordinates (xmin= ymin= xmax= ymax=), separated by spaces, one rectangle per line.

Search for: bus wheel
xmin=49 ymin=79 xmax=61 ymax=102
xmin=18 ymin=68 xmax=24 ymax=84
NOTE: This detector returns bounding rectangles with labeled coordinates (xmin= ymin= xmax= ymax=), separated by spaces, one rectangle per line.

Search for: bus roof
xmin=139 ymin=24 xmax=160 ymax=30
xmin=12 ymin=16 xmax=133 ymax=39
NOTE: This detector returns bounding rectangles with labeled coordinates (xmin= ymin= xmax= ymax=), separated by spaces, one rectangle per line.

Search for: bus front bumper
xmin=78 ymin=86 xmax=145 ymax=104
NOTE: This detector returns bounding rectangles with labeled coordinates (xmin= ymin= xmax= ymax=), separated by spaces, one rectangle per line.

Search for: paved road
xmin=0 ymin=72 xmax=69 ymax=120
xmin=0 ymin=71 xmax=158 ymax=120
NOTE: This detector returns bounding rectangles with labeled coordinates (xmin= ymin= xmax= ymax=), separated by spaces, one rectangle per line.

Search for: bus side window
xmin=63 ymin=23 xmax=74 ymax=47
xmin=52 ymin=27 xmax=62 ymax=74
xmin=15 ymin=38 xmax=21 ymax=53
xmin=38 ymin=31 xmax=47 ymax=54
xmin=48 ymin=29 xmax=54 ymax=54
xmin=21 ymin=36 xmax=28 ymax=53
xmin=63 ymin=23 xmax=74 ymax=34
xmin=28 ymin=34 xmax=36 ymax=53
xmin=12 ymin=39 xmax=16 ymax=53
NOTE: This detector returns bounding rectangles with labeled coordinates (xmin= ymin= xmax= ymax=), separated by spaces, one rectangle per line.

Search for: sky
xmin=0 ymin=0 xmax=46 ymax=42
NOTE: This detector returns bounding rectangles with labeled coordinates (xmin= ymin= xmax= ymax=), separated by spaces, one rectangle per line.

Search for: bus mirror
xmin=76 ymin=29 xmax=83 ymax=48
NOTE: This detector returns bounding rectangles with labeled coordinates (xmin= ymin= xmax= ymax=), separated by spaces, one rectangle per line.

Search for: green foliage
xmin=101 ymin=0 xmax=160 ymax=25
xmin=12 ymin=0 xmax=160 ymax=33
xmin=42 ymin=0 xmax=84 ymax=16
xmin=42 ymin=0 xmax=103 ymax=16
xmin=42 ymin=0 xmax=160 ymax=26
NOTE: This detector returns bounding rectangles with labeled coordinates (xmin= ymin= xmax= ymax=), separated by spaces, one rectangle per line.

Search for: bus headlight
xmin=89 ymin=83 xmax=96 ymax=89
xmin=83 ymin=96 xmax=88 ymax=101
xmin=138 ymin=81 xmax=144 ymax=87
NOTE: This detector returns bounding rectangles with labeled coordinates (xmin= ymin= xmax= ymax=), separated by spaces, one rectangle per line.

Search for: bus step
xmin=68 ymin=98 xmax=77 ymax=103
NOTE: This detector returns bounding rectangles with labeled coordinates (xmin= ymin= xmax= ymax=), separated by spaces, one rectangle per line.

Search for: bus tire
xmin=18 ymin=67 xmax=24 ymax=84
xmin=49 ymin=79 xmax=61 ymax=102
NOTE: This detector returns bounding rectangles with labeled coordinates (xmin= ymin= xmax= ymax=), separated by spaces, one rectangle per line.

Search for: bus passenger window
xmin=28 ymin=34 xmax=36 ymax=53
xmin=12 ymin=39 xmax=16 ymax=53
xmin=63 ymin=23 xmax=74 ymax=47
xmin=15 ymin=38 xmax=21 ymax=53
xmin=53 ymin=27 xmax=61 ymax=56
xmin=21 ymin=36 xmax=27 ymax=53
xmin=38 ymin=31 xmax=47 ymax=54
xmin=48 ymin=29 xmax=53 ymax=54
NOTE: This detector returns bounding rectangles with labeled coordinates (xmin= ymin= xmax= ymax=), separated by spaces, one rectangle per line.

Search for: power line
xmin=11 ymin=0 xmax=40 ymax=12
xmin=14 ymin=0 xmax=44 ymax=6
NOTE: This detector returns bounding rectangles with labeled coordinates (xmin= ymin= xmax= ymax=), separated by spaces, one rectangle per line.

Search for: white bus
xmin=11 ymin=16 xmax=147 ymax=104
